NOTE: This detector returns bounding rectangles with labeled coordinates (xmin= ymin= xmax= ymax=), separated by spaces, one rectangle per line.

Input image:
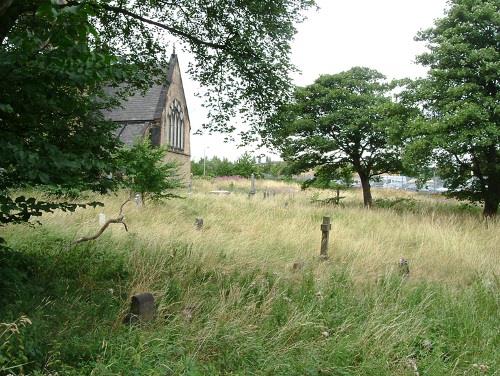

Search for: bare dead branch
xmin=71 ymin=196 xmax=132 ymax=245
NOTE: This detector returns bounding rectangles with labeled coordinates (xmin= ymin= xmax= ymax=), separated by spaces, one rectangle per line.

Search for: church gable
xmin=158 ymin=53 xmax=191 ymax=156
xmin=103 ymin=52 xmax=191 ymax=178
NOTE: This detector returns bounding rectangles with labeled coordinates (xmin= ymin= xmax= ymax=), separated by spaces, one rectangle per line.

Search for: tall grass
xmin=1 ymin=178 xmax=498 ymax=375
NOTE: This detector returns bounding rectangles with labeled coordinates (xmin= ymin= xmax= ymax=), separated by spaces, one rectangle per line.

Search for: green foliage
xmin=0 ymin=195 xmax=103 ymax=227
xmin=232 ymin=152 xmax=258 ymax=178
xmin=401 ymin=0 xmax=500 ymax=216
xmin=302 ymin=166 xmax=354 ymax=190
xmin=117 ymin=140 xmax=182 ymax=203
xmin=191 ymin=154 xmax=289 ymax=178
xmin=264 ymin=67 xmax=409 ymax=206
xmin=374 ymin=197 xmax=419 ymax=214
xmin=0 ymin=0 xmax=314 ymax=228
xmin=0 ymin=0 xmax=139 ymax=230
xmin=0 ymin=316 xmax=32 ymax=375
xmin=191 ymin=156 xmax=241 ymax=177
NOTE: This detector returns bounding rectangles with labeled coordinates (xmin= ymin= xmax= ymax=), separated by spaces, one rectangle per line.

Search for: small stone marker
xmin=124 ymin=292 xmax=155 ymax=324
xmin=98 ymin=213 xmax=106 ymax=226
xmin=320 ymin=216 xmax=331 ymax=259
xmin=181 ymin=305 xmax=195 ymax=322
xmin=292 ymin=261 xmax=304 ymax=271
xmin=399 ymin=258 xmax=410 ymax=277
xmin=209 ymin=190 xmax=230 ymax=195
xmin=195 ymin=217 xmax=204 ymax=230
xmin=134 ymin=193 xmax=143 ymax=207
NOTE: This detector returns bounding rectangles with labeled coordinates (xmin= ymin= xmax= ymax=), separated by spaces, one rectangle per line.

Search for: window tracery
xmin=167 ymin=99 xmax=184 ymax=151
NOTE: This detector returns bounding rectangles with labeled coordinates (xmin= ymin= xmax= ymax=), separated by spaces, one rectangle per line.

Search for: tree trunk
xmin=482 ymin=145 xmax=499 ymax=217
xmin=483 ymin=196 xmax=498 ymax=217
xmin=483 ymin=176 xmax=498 ymax=217
xmin=359 ymin=173 xmax=372 ymax=208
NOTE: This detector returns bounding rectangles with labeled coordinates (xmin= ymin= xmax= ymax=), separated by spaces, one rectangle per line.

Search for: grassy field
xmin=1 ymin=178 xmax=499 ymax=375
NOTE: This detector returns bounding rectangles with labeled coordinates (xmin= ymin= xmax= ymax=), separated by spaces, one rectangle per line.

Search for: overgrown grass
xmin=1 ymin=178 xmax=498 ymax=375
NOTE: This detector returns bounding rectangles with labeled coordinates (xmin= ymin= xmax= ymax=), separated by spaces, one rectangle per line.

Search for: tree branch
xmin=66 ymin=1 xmax=229 ymax=50
xmin=71 ymin=196 xmax=132 ymax=245
xmin=0 ymin=0 xmax=14 ymax=18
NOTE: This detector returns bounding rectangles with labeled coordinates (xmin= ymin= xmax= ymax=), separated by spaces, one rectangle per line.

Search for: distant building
xmin=103 ymin=52 xmax=191 ymax=178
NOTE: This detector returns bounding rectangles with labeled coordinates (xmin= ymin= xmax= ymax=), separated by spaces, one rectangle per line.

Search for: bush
xmin=374 ymin=197 xmax=419 ymax=213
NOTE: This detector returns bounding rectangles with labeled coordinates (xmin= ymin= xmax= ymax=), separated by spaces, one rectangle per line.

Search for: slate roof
xmin=115 ymin=123 xmax=147 ymax=146
xmin=102 ymin=83 xmax=168 ymax=122
xmin=102 ymin=54 xmax=178 ymax=122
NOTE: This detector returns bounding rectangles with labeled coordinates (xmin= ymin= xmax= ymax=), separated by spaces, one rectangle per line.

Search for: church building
xmin=103 ymin=53 xmax=191 ymax=178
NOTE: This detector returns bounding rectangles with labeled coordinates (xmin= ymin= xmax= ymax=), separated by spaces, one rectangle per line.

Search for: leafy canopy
xmin=0 ymin=0 xmax=314 ymax=229
xmin=401 ymin=0 xmax=499 ymax=216
xmin=117 ymin=140 xmax=182 ymax=204
xmin=264 ymin=67 xmax=408 ymax=206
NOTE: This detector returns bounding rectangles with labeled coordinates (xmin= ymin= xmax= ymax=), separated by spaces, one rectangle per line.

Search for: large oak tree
xmin=263 ymin=67 xmax=407 ymax=207
xmin=402 ymin=0 xmax=499 ymax=216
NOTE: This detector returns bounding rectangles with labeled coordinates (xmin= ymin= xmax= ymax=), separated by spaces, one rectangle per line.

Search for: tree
xmin=263 ymin=67 xmax=407 ymax=207
xmin=117 ymin=140 xmax=182 ymax=205
xmin=401 ymin=0 xmax=499 ymax=216
xmin=0 ymin=0 xmax=314 ymax=232
xmin=233 ymin=152 xmax=258 ymax=178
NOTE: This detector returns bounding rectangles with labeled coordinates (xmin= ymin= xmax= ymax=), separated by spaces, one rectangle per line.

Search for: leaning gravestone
xmin=123 ymin=292 xmax=155 ymax=324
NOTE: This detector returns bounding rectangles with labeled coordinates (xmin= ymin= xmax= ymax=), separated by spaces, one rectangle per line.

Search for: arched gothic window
xmin=167 ymin=99 xmax=184 ymax=151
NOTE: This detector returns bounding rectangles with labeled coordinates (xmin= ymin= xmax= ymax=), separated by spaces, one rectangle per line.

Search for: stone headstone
xmin=399 ymin=258 xmax=410 ymax=277
xmin=124 ymin=292 xmax=155 ymax=324
xmin=98 ymin=213 xmax=106 ymax=226
xmin=134 ymin=193 xmax=143 ymax=207
xmin=195 ymin=217 xmax=204 ymax=230
xmin=209 ymin=190 xmax=230 ymax=195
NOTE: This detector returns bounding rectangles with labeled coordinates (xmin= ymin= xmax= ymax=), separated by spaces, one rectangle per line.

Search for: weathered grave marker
xmin=320 ymin=216 xmax=331 ymax=259
xmin=399 ymin=258 xmax=410 ymax=277
xmin=134 ymin=193 xmax=143 ymax=207
xmin=98 ymin=213 xmax=106 ymax=226
xmin=195 ymin=217 xmax=204 ymax=230
xmin=124 ymin=292 xmax=155 ymax=324
xmin=209 ymin=190 xmax=230 ymax=195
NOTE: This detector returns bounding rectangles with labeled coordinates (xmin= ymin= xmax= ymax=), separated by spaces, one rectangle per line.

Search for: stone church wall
xmin=161 ymin=60 xmax=191 ymax=182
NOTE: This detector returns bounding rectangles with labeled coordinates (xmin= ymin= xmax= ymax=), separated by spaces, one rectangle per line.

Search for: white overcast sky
xmin=184 ymin=0 xmax=449 ymax=161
